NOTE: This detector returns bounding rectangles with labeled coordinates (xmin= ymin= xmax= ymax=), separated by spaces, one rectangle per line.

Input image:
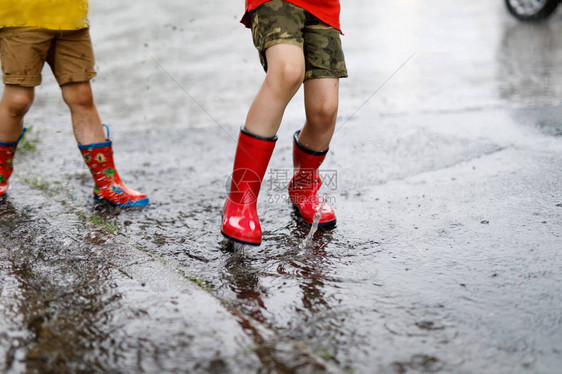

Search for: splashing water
xmin=231 ymin=242 xmax=246 ymax=258
xmin=299 ymin=194 xmax=327 ymax=250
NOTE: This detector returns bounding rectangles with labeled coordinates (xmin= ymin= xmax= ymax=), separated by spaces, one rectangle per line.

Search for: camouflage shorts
xmin=250 ymin=0 xmax=348 ymax=79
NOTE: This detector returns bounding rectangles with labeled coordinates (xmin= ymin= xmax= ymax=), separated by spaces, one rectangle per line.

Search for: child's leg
xmin=245 ymin=44 xmax=305 ymax=138
xmin=0 ymin=85 xmax=34 ymax=142
xmin=63 ymin=81 xmax=149 ymax=207
xmin=0 ymin=28 xmax=52 ymax=197
xmin=287 ymin=13 xmax=347 ymax=226
xmin=222 ymin=0 xmax=309 ymax=244
xmin=0 ymin=85 xmax=32 ymax=196
xmin=288 ymin=78 xmax=340 ymax=226
xmin=53 ymin=29 xmax=148 ymax=207
xmin=60 ymin=82 xmax=106 ymax=145
xmin=287 ymin=78 xmax=339 ymax=226
xmin=222 ymin=44 xmax=305 ymax=245
xmin=300 ymin=78 xmax=339 ymax=152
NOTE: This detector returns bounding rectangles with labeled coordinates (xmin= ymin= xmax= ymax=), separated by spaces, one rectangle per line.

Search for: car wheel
xmin=505 ymin=0 xmax=560 ymax=21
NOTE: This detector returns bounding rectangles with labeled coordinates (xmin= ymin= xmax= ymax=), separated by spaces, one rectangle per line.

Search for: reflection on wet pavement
xmin=1 ymin=199 xmax=120 ymax=372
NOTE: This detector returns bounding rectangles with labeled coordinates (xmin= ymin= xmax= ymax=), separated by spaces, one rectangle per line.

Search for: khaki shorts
xmin=250 ymin=0 xmax=348 ymax=79
xmin=0 ymin=27 xmax=96 ymax=87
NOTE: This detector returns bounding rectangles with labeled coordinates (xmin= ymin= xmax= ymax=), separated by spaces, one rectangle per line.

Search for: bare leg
xmin=245 ymin=44 xmax=306 ymax=138
xmin=61 ymin=82 xmax=105 ymax=144
xmin=0 ymin=85 xmax=34 ymax=142
xmin=299 ymin=78 xmax=339 ymax=152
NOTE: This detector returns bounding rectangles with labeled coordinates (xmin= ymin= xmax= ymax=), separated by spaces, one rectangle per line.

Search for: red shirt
xmin=242 ymin=0 xmax=341 ymax=33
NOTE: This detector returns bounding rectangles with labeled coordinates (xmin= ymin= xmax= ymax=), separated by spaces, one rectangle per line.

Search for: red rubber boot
xmin=221 ymin=128 xmax=277 ymax=246
xmin=0 ymin=128 xmax=26 ymax=198
xmin=288 ymin=130 xmax=336 ymax=226
xmin=79 ymin=126 xmax=148 ymax=207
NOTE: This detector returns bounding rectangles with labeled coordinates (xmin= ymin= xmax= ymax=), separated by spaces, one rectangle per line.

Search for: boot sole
xmin=0 ymin=186 xmax=8 ymax=198
xmin=94 ymin=195 xmax=150 ymax=208
xmin=291 ymin=203 xmax=337 ymax=228
xmin=221 ymin=230 xmax=261 ymax=246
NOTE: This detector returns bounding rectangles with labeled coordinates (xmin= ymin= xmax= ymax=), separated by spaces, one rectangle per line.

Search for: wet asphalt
xmin=1 ymin=0 xmax=561 ymax=373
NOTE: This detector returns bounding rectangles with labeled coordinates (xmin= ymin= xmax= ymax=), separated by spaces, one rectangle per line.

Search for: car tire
xmin=505 ymin=0 xmax=560 ymax=21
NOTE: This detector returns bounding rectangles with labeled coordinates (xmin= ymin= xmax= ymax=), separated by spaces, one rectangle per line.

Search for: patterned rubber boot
xmin=221 ymin=128 xmax=277 ymax=246
xmin=288 ymin=130 xmax=336 ymax=226
xmin=0 ymin=128 xmax=26 ymax=198
xmin=78 ymin=126 xmax=148 ymax=207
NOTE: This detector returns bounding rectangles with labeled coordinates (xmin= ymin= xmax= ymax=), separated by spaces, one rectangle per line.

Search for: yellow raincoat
xmin=0 ymin=0 xmax=88 ymax=30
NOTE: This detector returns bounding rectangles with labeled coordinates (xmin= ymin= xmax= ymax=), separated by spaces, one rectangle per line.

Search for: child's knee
xmin=268 ymin=60 xmax=305 ymax=92
xmin=62 ymin=83 xmax=95 ymax=109
xmin=308 ymin=100 xmax=338 ymax=127
xmin=2 ymin=89 xmax=34 ymax=117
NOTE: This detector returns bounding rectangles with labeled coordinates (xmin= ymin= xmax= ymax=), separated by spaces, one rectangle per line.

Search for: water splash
xmin=231 ymin=242 xmax=246 ymax=259
xmin=299 ymin=194 xmax=327 ymax=250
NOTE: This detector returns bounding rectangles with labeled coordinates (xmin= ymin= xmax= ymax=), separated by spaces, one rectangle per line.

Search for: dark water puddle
xmin=1 ymin=185 xmax=354 ymax=373
xmin=0 ymin=200 xmax=122 ymax=373
xmin=509 ymin=105 xmax=562 ymax=137
xmin=536 ymin=119 xmax=562 ymax=137
xmin=391 ymin=354 xmax=444 ymax=373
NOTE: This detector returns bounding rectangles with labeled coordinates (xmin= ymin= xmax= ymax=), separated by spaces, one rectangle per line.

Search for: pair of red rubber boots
xmin=0 ymin=127 xmax=148 ymax=207
xmin=221 ymin=128 xmax=335 ymax=246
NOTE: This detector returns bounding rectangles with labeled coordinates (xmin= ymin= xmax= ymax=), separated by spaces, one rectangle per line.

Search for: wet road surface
xmin=1 ymin=0 xmax=561 ymax=373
